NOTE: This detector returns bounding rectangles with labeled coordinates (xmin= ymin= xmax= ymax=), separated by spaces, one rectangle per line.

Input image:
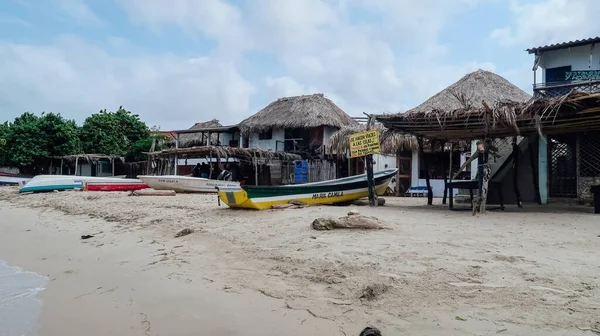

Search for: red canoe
xmin=84 ymin=181 xmax=150 ymax=192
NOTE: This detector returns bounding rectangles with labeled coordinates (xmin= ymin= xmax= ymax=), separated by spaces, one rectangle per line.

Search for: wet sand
xmin=0 ymin=187 xmax=599 ymax=335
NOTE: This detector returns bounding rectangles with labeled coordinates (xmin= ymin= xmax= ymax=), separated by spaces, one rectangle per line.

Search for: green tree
xmin=4 ymin=112 xmax=47 ymax=168
xmin=0 ymin=121 xmax=9 ymax=166
xmin=80 ymin=106 xmax=150 ymax=156
xmin=3 ymin=112 xmax=81 ymax=170
xmin=38 ymin=112 xmax=82 ymax=157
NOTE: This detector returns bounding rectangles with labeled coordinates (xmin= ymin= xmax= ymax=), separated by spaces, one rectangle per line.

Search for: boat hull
xmin=84 ymin=181 xmax=149 ymax=192
xmin=137 ymin=175 xmax=240 ymax=193
xmin=19 ymin=175 xmax=130 ymax=193
xmin=0 ymin=172 xmax=33 ymax=186
xmin=218 ymin=168 xmax=398 ymax=210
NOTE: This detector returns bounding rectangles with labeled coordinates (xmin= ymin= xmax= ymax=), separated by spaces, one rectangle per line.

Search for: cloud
xmin=116 ymin=0 xmax=249 ymax=56
xmin=0 ymin=35 xmax=255 ymax=129
xmin=58 ymin=0 xmax=105 ymax=26
xmin=2 ymin=0 xmax=517 ymax=130
xmin=491 ymin=0 xmax=600 ymax=47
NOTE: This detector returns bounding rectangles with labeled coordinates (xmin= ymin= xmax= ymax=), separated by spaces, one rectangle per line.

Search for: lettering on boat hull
xmin=312 ymin=191 xmax=344 ymax=199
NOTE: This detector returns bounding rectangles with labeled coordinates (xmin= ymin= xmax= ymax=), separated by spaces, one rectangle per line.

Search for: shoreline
xmin=0 ymin=188 xmax=599 ymax=335
xmin=0 ymin=202 xmax=343 ymax=335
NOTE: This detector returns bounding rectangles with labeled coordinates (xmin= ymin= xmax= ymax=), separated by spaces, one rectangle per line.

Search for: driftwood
xmin=175 ymin=228 xmax=194 ymax=238
xmin=271 ymin=200 xmax=308 ymax=210
xmin=350 ymin=198 xmax=386 ymax=206
xmin=130 ymin=189 xmax=176 ymax=196
xmin=311 ymin=213 xmax=388 ymax=231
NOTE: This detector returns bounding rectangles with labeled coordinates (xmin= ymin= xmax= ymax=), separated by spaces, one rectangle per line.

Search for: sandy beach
xmin=0 ymin=187 xmax=599 ymax=335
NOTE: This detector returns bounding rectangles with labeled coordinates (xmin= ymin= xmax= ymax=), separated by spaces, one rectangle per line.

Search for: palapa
xmin=238 ymin=93 xmax=357 ymax=135
xmin=178 ymin=119 xmax=224 ymax=148
xmin=377 ymin=70 xmax=531 ymax=140
xmin=146 ymin=145 xmax=301 ymax=161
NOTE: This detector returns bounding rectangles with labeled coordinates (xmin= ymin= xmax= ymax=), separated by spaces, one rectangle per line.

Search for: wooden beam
xmin=538 ymin=135 xmax=548 ymax=204
xmin=512 ymin=136 xmax=523 ymax=208
xmin=418 ymin=137 xmax=433 ymax=206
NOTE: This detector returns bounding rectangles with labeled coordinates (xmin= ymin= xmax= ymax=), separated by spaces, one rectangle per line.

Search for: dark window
xmin=258 ymin=129 xmax=272 ymax=140
xmin=545 ymin=65 xmax=571 ymax=83
xmin=418 ymin=152 xmax=462 ymax=180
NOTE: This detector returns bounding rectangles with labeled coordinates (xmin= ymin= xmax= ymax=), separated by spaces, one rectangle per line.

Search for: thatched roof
xmin=179 ymin=119 xmax=223 ymax=148
xmin=147 ymin=145 xmax=301 ymax=161
xmin=49 ymin=154 xmax=124 ymax=162
xmin=326 ymin=124 xmax=417 ymax=156
xmin=377 ymin=70 xmax=532 ymax=140
xmin=380 ymin=87 xmax=600 ymax=140
xmin=406 ymin=69 xmax=531 ymax=115
xmin=239 ymin=93 xmax=357 ymax=135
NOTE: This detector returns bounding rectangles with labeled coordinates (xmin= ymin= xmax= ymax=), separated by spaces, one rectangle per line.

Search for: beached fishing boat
xmin=0 ymin=172 xmax=33 ymax=186
xmin=83 ymin=180 xmax=149 ymax=192
xmin=137 ymin=175 xmax=240 ymax=193
xmin=19 ymin=175 xmax=129 ymax=193
xmin=217 ymin=168 xmax=398 ymax=210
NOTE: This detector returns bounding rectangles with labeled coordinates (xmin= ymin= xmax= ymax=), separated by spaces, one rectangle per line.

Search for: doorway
xmin=548 ymin=135 xmax=577 ymax=198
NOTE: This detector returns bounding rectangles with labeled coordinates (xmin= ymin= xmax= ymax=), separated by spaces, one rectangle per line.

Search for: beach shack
xmin=162 ymin=120 xmax=241 ymax=175
xmin=145 ymin=145 xmax=300 ymax=186
xmin=377 ymin=63 xmax=600 ymax=212
xmin=48 ymin=154 xmax=125 ymax=177
xmin=238 ymin=93 xmax=357 ymax=183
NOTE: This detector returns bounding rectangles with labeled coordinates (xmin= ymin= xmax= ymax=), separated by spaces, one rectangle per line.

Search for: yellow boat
xmin=217 ymin=168 xmax=398 ymax=210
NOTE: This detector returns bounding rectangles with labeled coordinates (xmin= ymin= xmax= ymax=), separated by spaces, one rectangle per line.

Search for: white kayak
xmin=19 ymin=175 xmax=134 ymax=193
xmin=137 ymin=175 xmax=240 ymax=193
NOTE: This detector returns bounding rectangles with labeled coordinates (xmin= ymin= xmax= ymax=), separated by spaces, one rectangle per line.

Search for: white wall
xmin=411 ymin=150 xmax=419 ymax=187
xmin=373 ymin=154 xmax=396 ymax=171
xmin=248 ymin=128 xmax=285 ymax=151
xmin=539 ymin=44 xmax=600 ymax=82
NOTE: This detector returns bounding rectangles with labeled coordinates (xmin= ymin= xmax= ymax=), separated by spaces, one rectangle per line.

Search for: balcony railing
xmin=533 ymin=79 xmax=600 ymax=97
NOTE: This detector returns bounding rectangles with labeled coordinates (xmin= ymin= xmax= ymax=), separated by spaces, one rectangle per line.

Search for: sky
xmin=0 ymin=0 xmax=598 ymax=130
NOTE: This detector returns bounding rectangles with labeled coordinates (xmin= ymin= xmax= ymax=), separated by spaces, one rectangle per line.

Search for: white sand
xmin=0 ymin=187 xmax=599 ymax=335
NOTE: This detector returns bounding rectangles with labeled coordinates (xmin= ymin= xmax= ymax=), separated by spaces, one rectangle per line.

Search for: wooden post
xmin=478 ymin=100 xmax=493 ymax=214
xmin=364 ymin=114 xmax=377 ymax=207
xmin=60 ymin=159 xmax=63 ymax=175
xmin=447 ymin=142 xmax=454 ymax=208
xmin=479 ymin=143 xmax=491 ymax=214
xmin=254 ymin=154 xmax=259 ymax=186
xmin=395 ymin=151 xmax=401 ymax=196
xmin=512 ymin=136 xmax=523 ymax=208
xmin=474 ymin=141 xmax=485 ymax=215
xmin=175 ymin=133 xmax=180 ymax=175
xmin=112 ymin=158 xmax=115 ymax=176
xmin=538 ymin=135 xmax=548 ymax=204
xmin=418 ymin=138 xmax=433 ymax=205
xmin=442 ymin=142 xmax=448 ymax=205
xmin=528 ymin=135 xmax=541 ymax=204
xmin=74 ymin=156 xmax=79 ymax=176
xmin=209 ymin=149 xmax=213 ymax=179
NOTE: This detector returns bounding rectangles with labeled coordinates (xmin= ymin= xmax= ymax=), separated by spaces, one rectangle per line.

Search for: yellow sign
xmin=349 ymin=129 xmax=381 ymax=158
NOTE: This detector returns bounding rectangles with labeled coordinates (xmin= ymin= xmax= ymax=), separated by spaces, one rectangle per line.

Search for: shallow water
xmin=0 ymin=259 xmax=46 ymax=336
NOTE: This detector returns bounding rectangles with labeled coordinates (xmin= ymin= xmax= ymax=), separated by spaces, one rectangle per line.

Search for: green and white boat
xmin=217 ymin=168 xmax=398 ymax=210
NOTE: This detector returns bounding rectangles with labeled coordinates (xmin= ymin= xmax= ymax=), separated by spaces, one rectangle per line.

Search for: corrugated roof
xmin=526 ymin=37 xmax=600 ymax=54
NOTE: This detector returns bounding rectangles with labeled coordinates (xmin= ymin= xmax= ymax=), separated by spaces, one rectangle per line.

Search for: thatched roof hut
xmin=239 ymin=93 xmax=357 ymax=135
xmin=377 ymin=70 xmax=532 ymax=140
xmin=179 ymin=119 xmax=223 ymax=147
xmin=406 ymin=70 xmax=531 ymax=115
